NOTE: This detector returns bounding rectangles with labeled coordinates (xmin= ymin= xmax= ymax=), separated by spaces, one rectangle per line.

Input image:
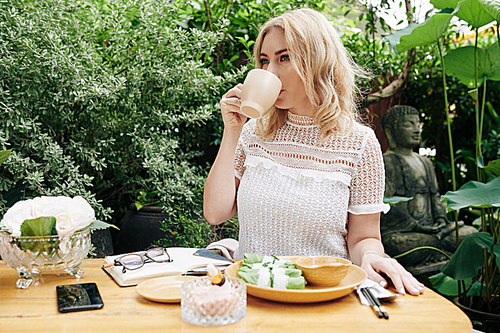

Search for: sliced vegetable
xmin=237 ymin=253 xmax=305 ymax=290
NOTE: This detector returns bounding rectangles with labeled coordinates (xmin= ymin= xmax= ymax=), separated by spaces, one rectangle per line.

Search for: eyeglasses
xmin=102 ymin=247 xmax=173 ymax=273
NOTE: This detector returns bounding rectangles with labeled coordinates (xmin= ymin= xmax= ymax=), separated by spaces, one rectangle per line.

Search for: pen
xmin=362 ymin=288 xmax=389 ymax=320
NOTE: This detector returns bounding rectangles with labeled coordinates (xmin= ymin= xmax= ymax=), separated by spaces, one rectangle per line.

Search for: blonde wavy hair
xmin=254 ymin=8 xmax=366 ymax=141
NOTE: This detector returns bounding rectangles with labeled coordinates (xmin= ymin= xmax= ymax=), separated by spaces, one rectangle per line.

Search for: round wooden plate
xmin=224 ymin=257 xmax=367 ymax=303
xmin=136 ymin=275 xmax=199 ymax=303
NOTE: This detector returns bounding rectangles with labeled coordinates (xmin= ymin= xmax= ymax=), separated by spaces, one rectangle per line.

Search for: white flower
xmin=0 ymin=196 xmax=95 ymax=237
xmin=0 ymin=200 xmax=36 ymax=236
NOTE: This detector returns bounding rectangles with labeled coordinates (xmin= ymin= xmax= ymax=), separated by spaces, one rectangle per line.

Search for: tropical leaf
xmin=444 ymin=42 xmax=500 ymax=88
xmin=429 ymin=272 xmax=472 ymax=296
xmin=441 ymin=176 xmax=500 ymax=211
xmin=441 ymin=232 xmax=494 ymax=280
xmin=455 ymin=0 xmax=495 ymax=28
xmin=383 ymin=23 xmax=420 ymax=54
xmin=495 ymin=244 xmax=500 ymax=270
xmin=383 ymin=13 xmax=452 ymax=54
xmin=383 ymin=196 xmax=414 ymax=205
xmin=431 ymin=0 xmax=460 ymax=10
xmin=479 ymin=0 xmax=500 ymax=21
xmin=20 ymin=216 xmax=57 ymax=236
xmin=467 ymin=280 xmax=495 ymax=296
xmin=483 ymin=158 xmax=500 ymax=177
xmin=486 ymin=101 xmax=500 ymax=125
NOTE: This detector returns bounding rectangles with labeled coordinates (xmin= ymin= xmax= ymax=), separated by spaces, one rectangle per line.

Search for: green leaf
xmin=479 ymin=0 xmax=500 ymax=21
xmin=486 ymin=101 xmax=500 ymax=125
xmin=467 ymin=280 xmax=494 ymax=296
xmin=0 ymin=149 xmax=12 ymax=165
xmin=79 ymin=220 xmax=119 ymax=231
xmin=429 ymin=272 xmax=472 ymax=296
xmin=455 ymin=0 xmax=495 ymax=28
xmin=20 ymin=216 xmax=57 ymax=236
xmin=383 ymin=13 xmax=452 ymax=54
xmin=383 ymin=196 xmax=414 ymax=205
xmin=441 ymin=232 xmax=494 ymax=280
xmin=444 ymin=42 xmax=500 ymax=88
xmin=383 ymin=23 xmax=419 ymax=54
xmin=135 ymin=202 xmax=146 ymax=211
xmin=431 ymin=0 xmax=460 ymax=10
xmin=442 ymin=176 xmax=500 ymax=211
xmin=494 ymin=244 xmax=500 ymax=270
xmin=483 ymin=158 xmax=500 ymax=177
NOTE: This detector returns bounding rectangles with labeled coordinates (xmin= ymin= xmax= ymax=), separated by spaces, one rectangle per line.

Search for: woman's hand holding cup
xmin=220 ymin=69 xmax=282 ymax=134
xmin=220 ymin=84 xmax=247 ymax=133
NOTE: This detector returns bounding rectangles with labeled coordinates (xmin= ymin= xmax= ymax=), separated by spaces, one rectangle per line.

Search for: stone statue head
xmin=381 ymin=105 xmax=421 ymax=151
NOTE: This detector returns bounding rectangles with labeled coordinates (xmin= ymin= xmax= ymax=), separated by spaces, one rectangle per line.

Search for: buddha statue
xmin=380 ymin=105 xmax=477 ymax=270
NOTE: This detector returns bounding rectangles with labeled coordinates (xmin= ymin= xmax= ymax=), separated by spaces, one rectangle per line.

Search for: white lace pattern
xmin=233 ymin=112 xmax=390 ymax=259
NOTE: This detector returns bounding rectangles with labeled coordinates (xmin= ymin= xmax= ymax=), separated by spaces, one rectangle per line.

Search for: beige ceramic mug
xmin=240 ymin=69 xmax=282 ymax=119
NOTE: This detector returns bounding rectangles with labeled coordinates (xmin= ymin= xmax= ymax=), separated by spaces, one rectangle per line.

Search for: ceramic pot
xmin=116 ymin=204 xmax=170 ymax=254
xmin=454 ymin=296 xmax=500 ymax=333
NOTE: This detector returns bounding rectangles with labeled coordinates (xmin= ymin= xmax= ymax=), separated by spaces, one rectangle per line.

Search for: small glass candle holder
xmin=181 ymin=276 xmax=246 ymax=326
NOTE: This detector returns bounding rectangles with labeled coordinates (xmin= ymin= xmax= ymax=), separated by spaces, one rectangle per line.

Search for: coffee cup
xmin=240 ymin=69 xmax=282 ymax=119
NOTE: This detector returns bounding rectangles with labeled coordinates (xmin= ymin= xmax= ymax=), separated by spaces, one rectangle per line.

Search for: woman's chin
xmin=274 ymin=102 xmax=288 ymax=110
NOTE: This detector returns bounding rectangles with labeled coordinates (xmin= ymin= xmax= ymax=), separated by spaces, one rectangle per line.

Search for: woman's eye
xmin=259 ymin=58 xmax=269 ymax=65
xmin=280 ymin=54 xmax=290 ymax=61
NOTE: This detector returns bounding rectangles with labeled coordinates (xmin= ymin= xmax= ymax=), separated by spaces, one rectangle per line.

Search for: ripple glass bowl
xmin=295 ymin=256 xmax=352 ymax=287
xmin=181 ymin=276 xmax=247 ymax=326
xmin=0 ymin=229 xmax=91 ymax=288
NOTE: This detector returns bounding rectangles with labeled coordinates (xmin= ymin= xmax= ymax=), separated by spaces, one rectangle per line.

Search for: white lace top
xmin=233 ymin=112 xmax=390 ymax=260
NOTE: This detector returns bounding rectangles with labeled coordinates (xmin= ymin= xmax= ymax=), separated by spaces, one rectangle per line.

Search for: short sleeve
xmin=234 ymin=121 xmax=254 ymax=180
xmin=348 ymin=129 xmax=390 ymax=215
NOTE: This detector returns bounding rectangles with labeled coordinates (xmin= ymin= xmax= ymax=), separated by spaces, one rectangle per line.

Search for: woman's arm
xmin=203 ymin=84 xmax=247 ymax=225
xmin=347 ymin=212 xmax=425 ymax=296
xmin=203 ymin=133 xmax=241 ymax=225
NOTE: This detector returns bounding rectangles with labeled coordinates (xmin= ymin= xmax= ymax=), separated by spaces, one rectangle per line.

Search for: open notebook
xmin=102 ymin=247 xmax=232 ymax=287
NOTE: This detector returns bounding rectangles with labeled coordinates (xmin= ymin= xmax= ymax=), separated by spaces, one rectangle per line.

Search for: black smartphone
xmin=56 ymin=282 xmax=104 ymax=313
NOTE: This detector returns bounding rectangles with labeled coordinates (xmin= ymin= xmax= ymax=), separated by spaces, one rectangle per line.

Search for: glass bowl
xmin=181 ymin=276 xmax=246 ymax=326
xmin=0 ymin=229 xmax=91 ymax=288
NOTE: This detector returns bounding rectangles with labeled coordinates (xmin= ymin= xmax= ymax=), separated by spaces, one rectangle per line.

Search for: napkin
xmin=206 ymin=238 xmax=239 ymax=259
xmin=356 ymin=279 xmax=400 ymax=306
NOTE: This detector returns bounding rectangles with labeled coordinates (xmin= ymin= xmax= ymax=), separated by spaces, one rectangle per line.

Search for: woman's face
xmin=259 ymin=28 xmax=313 ymax=116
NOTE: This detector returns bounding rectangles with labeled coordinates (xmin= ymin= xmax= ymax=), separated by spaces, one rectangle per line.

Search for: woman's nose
xmin=265 ymin=63 xmax=279 ymax=78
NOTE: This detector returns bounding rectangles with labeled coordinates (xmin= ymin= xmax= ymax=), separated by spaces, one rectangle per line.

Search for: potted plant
xmin=383 ymin=0 xmax=499 ymax=330
xmin=116 ymin=189 xmax=170 ymax=254
xmin=431 ymin=174 xmax=500 ymax=331
xmin=0 ymin=195 xmax=116 ymax=288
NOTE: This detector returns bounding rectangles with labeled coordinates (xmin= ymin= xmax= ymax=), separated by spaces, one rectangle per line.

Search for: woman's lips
xmin=279 ymin=90 xmax=284 ymax=96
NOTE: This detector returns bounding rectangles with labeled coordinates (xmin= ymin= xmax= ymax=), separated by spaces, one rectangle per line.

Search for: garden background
xmin=1 ymin=0 xmax=499 ymax=253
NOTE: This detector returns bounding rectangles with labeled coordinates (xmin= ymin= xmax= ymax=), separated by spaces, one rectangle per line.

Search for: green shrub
xmin=156 ymin=209 xmax=239 ymax=249
xmin=0 ymin=0 xmax=243 ymax=220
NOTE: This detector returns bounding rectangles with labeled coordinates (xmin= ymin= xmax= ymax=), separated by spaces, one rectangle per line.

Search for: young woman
xmin=204 ymin=8 xmax=424 ymax=296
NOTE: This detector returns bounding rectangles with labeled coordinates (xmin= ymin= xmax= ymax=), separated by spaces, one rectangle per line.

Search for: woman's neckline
xmin=286 ymin=111 xmax=315 ymax=126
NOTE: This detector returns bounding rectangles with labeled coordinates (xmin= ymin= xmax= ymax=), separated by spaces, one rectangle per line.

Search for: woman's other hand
xmin=361 ymin=252 xmax=425 ymax=296
xmin=347 ymin=213 xmax=424 ymax=297
xmin=220 ymin=84 xmax=247 ymax=132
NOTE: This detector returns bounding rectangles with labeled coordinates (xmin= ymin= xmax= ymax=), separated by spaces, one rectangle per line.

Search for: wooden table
xmin=0 ymin=259 xmax=472 ymax=332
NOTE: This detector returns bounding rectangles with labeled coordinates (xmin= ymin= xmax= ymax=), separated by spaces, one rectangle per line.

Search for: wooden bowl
xmin=295 ymin=256 xmax=352 ymax=287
